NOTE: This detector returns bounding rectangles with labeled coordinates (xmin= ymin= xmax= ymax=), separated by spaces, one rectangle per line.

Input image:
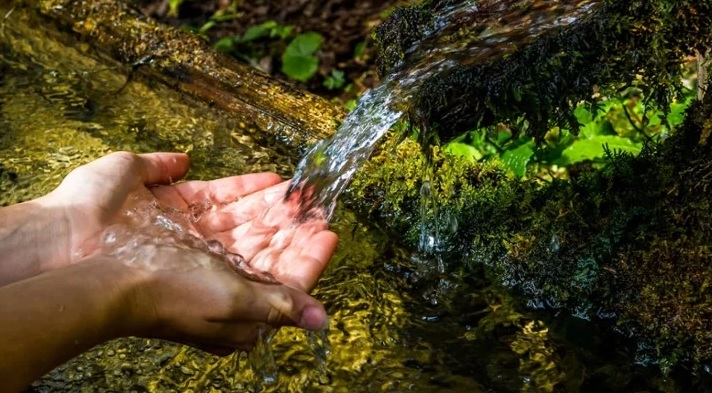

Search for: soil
xmin=134 ymin=0 xmax=408 ymax=103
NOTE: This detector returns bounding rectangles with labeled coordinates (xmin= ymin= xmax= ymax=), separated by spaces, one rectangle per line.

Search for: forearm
xmin=0 ymin=257 xmax=145 ymax=392
xmin=0 ymin=197 xmax=70 ymax=286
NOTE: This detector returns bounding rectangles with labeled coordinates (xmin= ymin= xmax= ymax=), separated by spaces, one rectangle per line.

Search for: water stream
xmin=288 ymin=0 xmax=601 ymax=222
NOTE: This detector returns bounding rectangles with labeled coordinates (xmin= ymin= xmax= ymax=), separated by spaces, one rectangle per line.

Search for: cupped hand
xmin=44 ymin=151 xmax=338 ymax=351
xmin=47 ymin=151 xmax=337 ymax=289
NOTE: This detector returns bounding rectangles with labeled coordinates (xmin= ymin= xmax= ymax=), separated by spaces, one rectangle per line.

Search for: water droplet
xmin=549 ymin=234 xmax=560 ymax=253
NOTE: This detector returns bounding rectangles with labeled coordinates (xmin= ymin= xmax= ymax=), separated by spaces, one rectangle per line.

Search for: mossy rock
xmin=375 ymin=0 xmax=712 ymax=145
xmin=346 ymin=90 xmax=712 ymax=371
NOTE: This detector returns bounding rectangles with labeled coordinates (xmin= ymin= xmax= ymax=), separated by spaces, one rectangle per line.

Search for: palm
xmin=151 ymin=175 xmax=337 ymax=291
xmin=56 ymin=152 xmax=336 ymax=292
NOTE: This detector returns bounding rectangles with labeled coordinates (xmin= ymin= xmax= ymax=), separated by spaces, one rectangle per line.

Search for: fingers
xmin=134 ymin=152 xmax=191 ymax=185
xmin=270 ymin=230 xmax=338 ymax=292
xmin=173 ymin=173 xmax=283 ymax=207
xmin=68 ymin=151 xmax=189 ymax=187
xmin=220 ymin=280 xmax=328 ymax=331
xmin=255 ymin=283 xmax=328 ymax=331
xmin=176 ymin=286 xmax=327 ymax=355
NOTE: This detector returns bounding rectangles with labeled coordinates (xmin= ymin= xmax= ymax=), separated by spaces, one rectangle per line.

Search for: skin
xmin=0 ymin=151 xmax=338 ymax=392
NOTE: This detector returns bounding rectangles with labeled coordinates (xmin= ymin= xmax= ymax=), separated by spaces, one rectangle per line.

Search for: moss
xmin=375 ymin=0 xmax=712 ymax=144
xmin=346 ymin=88 xmax=712 ymax=371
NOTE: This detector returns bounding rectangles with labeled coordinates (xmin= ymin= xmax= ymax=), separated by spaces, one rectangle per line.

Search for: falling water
xmin=287 ymin=0 xmax=601 ymax=223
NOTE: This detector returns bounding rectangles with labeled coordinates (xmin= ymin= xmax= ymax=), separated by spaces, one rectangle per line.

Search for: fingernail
xmin=299 ymin=305 xmax=328 ymax=331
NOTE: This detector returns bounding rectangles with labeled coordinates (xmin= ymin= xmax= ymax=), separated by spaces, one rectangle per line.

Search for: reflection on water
xmin=0 ymin=3 xmax=696 ymax=393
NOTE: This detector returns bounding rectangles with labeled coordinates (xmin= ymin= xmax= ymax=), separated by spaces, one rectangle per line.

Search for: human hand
xmin=122 ymin=247 xmax=331 ymax=355
xmin=0 ymin=253 xmax=334 ymax=392
xmin=52 ymin=151 xmax=337 ymax=351
xmin=1 ymin=151 xmax=339 ymax=364
xmin=42 ymin=151 xmax=336 ymax=292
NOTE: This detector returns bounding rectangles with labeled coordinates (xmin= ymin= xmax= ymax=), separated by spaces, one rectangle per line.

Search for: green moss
xmin=376 ymin=0 xmax=712 ymax=144
xmin=347 ymin=90 xmax=712 ymax=371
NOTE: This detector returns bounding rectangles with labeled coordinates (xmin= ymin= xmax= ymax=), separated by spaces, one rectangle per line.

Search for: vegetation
xmin=443 ymin=88 xmax=694 ymax=178
xmin=375 ymin=0 xmax=712 ymax=145
xmin=347 ymin=0 xmax=712 ymax=373
xmin=138 ymin=0 xmax=407 ymax=105
xmin=347 ymin=86 xmax=712 ymax=371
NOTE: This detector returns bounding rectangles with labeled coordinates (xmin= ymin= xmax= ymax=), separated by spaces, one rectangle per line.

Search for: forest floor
xmin=135 ymin=0 xmax=409 ymax=105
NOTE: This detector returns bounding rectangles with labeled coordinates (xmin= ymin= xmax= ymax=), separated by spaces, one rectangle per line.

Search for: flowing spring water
xmin=288 ymin=0 xmax=601 ymax=226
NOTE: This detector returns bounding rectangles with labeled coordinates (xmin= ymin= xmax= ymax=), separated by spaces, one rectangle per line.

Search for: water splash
xmin=286 ymin=80 xmax=404 ymax=221
xmin=101 ymin=189 xmax=278 ymax=283
xmin=288 ymin=0 xmax=600 ymax=221
xmin=100 ymin=189 xmax=333 ymax=387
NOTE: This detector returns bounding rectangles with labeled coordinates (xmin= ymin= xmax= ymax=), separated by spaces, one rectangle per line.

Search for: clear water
xmin=1 ymin=2 xmax=703 ymax=393
xmin=288 ymin=0 xmax=600 ymax=221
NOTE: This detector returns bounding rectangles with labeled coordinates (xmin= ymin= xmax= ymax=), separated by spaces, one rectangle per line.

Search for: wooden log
xmin=23 ymin=0 xmax=346 ymax=150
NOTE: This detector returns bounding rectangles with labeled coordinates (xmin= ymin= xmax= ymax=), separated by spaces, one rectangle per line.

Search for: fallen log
xmin=21 ymin=0 xmax=346 ymax=151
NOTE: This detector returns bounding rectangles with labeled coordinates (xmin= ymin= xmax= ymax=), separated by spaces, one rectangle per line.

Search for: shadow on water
xmin=1 ymin=2 xmax=710 ymax=393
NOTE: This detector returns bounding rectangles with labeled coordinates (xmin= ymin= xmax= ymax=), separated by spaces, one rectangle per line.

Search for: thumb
xmin=251 ymin=282 xmax=328 ymax=331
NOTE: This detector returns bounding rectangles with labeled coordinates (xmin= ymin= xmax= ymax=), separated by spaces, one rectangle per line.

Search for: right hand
xmin=125 ymin=249 xmax=330 ymax=355
xmin=122 ymin=178 xmax=338 ymax=355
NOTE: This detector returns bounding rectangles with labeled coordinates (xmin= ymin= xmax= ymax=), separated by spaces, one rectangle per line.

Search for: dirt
xmin=134 ymin=0 xmax=408 ymax=103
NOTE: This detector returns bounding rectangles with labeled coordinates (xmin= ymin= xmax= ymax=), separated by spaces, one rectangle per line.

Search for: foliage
xmin=167 ymin=0 xmax=182 ymax=18
xmin=280 ymin=32 xmax=323 ymax=82
xmin=323 ymin=69 xmax=346 ymax=90
xmin=346 ymin=91 xmax=712 ymax=372
xmin=443 ymin=90 xmax=694 ymax=177
xmin=240 ymin=20 xmax=294 ymax=42
xmin=179 ymin=4 xmax=241 ymax=38
xmin=211 ymin=20 xmax=324 ymax=83
xmin=375 ymin=0 xmax=712 ymax=148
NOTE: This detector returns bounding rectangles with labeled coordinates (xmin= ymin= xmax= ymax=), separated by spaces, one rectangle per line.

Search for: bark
xmin=21 ymin=0 xmax=345 ymax=150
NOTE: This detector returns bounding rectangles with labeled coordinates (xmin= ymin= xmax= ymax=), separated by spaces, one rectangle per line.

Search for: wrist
xmin=0 ymin=197 xmax=70 ymax=285
xmin=97 ymin=259 xmax=157 ymax=339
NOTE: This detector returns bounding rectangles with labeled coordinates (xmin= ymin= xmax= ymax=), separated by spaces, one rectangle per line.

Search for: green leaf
xmin=500 ymin=144 xmax=534 ymax=177
xmin=559 ymin=135 xmax=641 ymax=165
xmin=281 ymin=33 xmax=323 ymax=82
xmin=323 ymin=69 xmax=345 ymax=90
xmin=574 ymin=103 xmax=593 ymax=124
xmin=240 ymin=22 xmax=274 ymax=43
xmin=198 ymin=20 xmax=216 ymax=34
xmin=354 ymin=41 xmax=367 ymax=58
xmin=667 ymin=96 xmax=693 ymax=127
xmin=168 ymin=0 xmax=183 ymax=18
xmin=444 ymin=142 xmax=483 ymax=160
xmin=284 ymin=32 xmax=323 ymax=57
xmin=282 ymin=56 xmax=318 ymax=82
xmin=496 ymin=131 xmax=512 ymax=144
xmin=213 ymin=37 xmax=235 ymax=53
xmin=271 ymin=25 xmax=294 ymax=40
